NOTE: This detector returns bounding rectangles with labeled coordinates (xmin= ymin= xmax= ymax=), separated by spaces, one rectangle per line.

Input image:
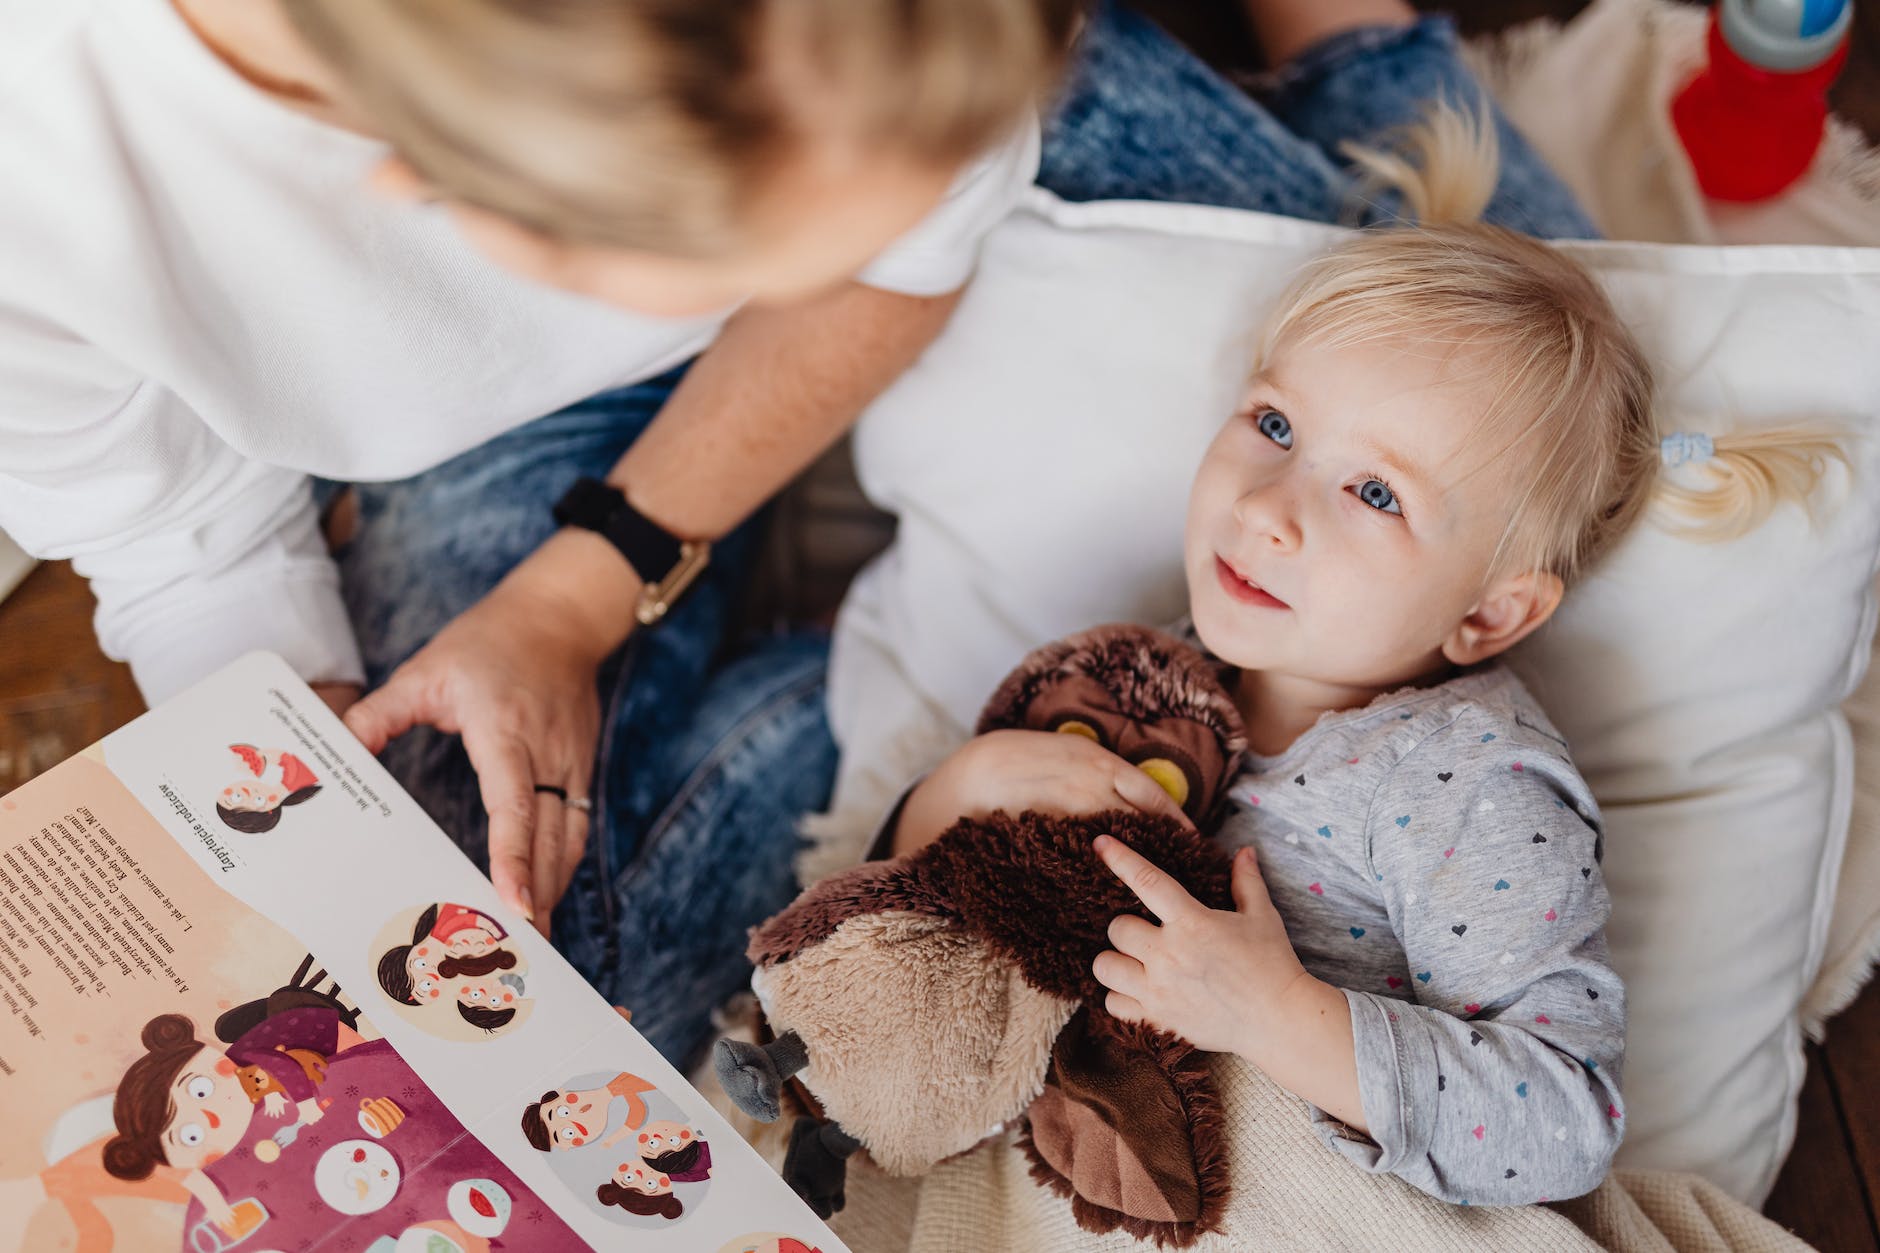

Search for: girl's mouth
xmin=1215 ymin=556 xmax=1289 ymax=609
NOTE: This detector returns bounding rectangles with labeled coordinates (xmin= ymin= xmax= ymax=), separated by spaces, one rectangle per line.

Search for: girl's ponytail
xmin=1653 ymin=425 xmax=1849 ymax=542
xmin=1340 ymin=98 xmax=1500 ymax=227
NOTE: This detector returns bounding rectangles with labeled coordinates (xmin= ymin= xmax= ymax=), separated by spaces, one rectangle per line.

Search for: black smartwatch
xmin=551 ymin=477 xmax=712 ymax=626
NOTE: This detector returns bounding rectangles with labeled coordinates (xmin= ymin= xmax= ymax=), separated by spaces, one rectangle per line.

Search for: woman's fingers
xmin=343 ymin=673 xmax=428 ymax=754
xmin=555 ymin=804 xmax=590 ymax=920
xmin=460 ymin=720 xmax=540 ymax=922
xmin=555 ymin=749 xmax=597 ymax=908
xmin=529 ymin=786 xmax=566 ymax=938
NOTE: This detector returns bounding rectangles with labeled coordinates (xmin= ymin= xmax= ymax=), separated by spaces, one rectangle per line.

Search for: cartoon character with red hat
xmin=216 ymin=744 xmax=322 ymax=833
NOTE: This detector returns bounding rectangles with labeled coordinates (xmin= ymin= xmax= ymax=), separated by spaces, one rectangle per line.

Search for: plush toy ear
xmin=1019 ymin=1008 xmax=1228 ymax=1246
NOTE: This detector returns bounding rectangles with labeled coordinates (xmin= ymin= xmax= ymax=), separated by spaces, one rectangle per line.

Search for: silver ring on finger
xmin=565 ymin=795 xmax=592 ymax=813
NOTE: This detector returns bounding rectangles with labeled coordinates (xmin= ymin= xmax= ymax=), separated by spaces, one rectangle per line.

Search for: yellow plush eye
xmin=1054 ymin=719 xmax=1101 ymax=743
xmin=1136 ymin=758 xmax=1191 ymax=808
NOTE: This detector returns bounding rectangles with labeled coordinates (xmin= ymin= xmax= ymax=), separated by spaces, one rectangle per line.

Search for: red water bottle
xmin=1671 ymin=0 xmax=1853 ymax=202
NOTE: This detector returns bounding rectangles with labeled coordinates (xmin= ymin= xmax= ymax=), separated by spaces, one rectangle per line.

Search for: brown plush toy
xmin=714 ymin=624 xmax=1246 ymax=1246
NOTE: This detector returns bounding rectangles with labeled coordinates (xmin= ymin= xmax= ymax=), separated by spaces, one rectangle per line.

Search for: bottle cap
xmin=1721 ymin=0 xmax=1853 ymax=72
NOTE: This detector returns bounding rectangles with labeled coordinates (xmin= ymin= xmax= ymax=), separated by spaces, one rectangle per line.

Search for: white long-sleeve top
xmin=0 ymin=0 xmax=1038 ymax=703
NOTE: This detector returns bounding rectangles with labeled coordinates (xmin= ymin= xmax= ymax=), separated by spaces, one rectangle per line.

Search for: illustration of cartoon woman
xmin=636 ymin=1121 xmax=712 ymax=1184
xmin=216 ymin=744 xmax=321 ymax=834
xmin=595 ymin=1161 xmax=684 ymax=1221
xmin=521 ymin=1073 xmax=657 ymax=1152
xmin=376 ymin=904 xmax=525 ymax=1033
xmin=101 ymin=1009 xmax=341 ymax=1233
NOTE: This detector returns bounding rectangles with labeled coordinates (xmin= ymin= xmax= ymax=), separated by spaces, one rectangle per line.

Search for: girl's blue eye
xmin=1356 ymin=479 xmax=1402 ymax=516
xmin=1255 ymin=410 xmax=1292 ymax=449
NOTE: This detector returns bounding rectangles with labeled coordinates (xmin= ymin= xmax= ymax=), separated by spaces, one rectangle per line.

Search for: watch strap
xmin=552 ymin=477 xmax=683 ymax=586
xmin=553 ymin=478 xmax=712 ymax=624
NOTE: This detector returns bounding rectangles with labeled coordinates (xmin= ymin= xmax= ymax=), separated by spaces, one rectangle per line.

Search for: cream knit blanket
xmin=826 ymin=1055 xmax=1809 ymax=1253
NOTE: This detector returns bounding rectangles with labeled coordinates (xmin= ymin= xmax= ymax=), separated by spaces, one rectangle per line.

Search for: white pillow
xmin=826 ymin=190 xmax=1880 ymax=1205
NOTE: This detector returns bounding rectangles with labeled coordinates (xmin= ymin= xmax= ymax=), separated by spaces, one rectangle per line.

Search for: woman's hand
xmin=892 ymin=729 xmax=1195 ymax=856
xmin=344 ymin=538 xmax=623 ymax=931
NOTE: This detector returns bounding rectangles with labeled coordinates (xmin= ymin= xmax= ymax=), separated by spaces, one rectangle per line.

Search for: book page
xmin=0 ymin=652 xmax=843 ymax=1253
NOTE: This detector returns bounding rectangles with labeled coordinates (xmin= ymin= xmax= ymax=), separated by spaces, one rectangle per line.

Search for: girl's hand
xmin=261 ymin=1091 xmax=286 ymax=1117
xmin=344 ymin=553 xmax=613 ymax=932
xmin=893 ymin=729 xmax=1195 ymax=855
xmin=298 ymin=1097 xmax=325 ymax=1126
xmin=206 ymin=1196 xmax=240 ymax=1234
xmin=1091 ymin=837 xmax=1311 ymax=1056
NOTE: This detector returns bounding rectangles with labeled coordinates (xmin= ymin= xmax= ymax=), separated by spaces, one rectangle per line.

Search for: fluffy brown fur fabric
xmin=1020 ymin=1009 xmax=1231 ymax=1248
xmin=976 ymin=623 xmax=1241 ymax=753
xmin=920 ymin=809 xmax=1233 ymax=1005
xmin=738 ymin=625 xmax=1244 ymax=1244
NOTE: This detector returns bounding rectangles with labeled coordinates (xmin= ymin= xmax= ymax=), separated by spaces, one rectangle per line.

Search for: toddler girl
xmin=888 ymin=107 xmax=1841 ymax=1207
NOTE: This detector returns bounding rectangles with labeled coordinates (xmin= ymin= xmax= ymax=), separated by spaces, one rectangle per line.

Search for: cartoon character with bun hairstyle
xmin=595 ymin=1160 xmax=683 ymax=1221
xmin=216 ymin=744 xmax=321 ymax=834
xmin=103 ymin=1010 xmax=337 ymax=1234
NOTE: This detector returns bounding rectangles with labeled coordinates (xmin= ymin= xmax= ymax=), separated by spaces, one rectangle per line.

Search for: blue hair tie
xmin=1660 ymin=432 xmax=1715 ymax=467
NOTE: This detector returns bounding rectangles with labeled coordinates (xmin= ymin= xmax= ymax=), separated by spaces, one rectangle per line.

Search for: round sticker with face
xmin=524 ymin=1074 xmax=713 ymax=1229
xmin=370 ymin=905 xmax=534 ymax=1043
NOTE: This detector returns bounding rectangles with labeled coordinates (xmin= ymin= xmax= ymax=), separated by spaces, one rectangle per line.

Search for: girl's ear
xmin=1442 ymin=569 xmax=1564 ymax=668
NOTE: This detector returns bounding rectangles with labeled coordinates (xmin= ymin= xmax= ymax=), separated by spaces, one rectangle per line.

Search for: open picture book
xmin=0 ymin=651 xmax=841 ymax=1253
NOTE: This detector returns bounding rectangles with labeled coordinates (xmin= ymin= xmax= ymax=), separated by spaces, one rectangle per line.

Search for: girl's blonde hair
xmin=283 ymin=0 xmax=1077 ymax=253
xmin=1256 ymin=102 xmax=1845 ymax=585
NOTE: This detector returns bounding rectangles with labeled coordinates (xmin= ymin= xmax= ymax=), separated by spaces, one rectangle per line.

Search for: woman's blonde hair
xmin=283 ymin=0 xmax=1078 ymax=253
xmin=1254 ymin=101 xmax=1845 ymax=586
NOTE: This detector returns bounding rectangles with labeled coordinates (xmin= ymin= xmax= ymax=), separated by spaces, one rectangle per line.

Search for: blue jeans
xmin=1040 ymin=7 xmax=1598 ymax=238
xmin=337 ymin=5 xmax=1595 ymax=1073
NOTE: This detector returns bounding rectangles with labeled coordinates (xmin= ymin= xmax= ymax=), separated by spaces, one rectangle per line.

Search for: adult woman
xmin=0 ymin=0 xmax=1073 ymax=1063
xmin=0 ymin=0 xmax=1593 ymax=1071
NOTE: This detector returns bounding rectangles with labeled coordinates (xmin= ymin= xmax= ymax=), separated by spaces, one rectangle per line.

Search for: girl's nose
xmin=1233 ymin=485 xmax=1302 ymax=553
